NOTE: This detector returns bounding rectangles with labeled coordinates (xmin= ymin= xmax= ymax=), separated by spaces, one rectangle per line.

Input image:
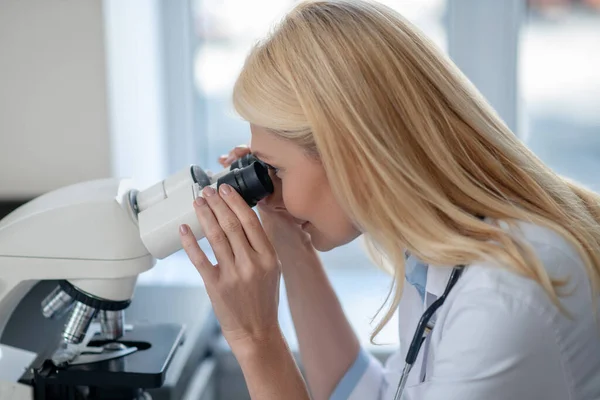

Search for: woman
xmin=178 ymin=1 xmax=600 ymax=399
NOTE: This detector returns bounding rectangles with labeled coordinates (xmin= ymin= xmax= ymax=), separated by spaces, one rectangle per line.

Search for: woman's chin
xmin=311 ymin=238 xmax=338 ymax=252
xmin=303 ymin=222 xmax=362 ymax=252
xmin=307 ymin=229 xmax=346 ymax=252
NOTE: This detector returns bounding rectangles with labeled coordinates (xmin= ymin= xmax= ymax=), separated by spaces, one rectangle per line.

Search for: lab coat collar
xmin=425 ymin=265 xmax=454 ymax=298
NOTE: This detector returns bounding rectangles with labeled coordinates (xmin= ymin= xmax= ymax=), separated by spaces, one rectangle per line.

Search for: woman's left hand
xmin=179 ymin=184 xmax=282 ymax=350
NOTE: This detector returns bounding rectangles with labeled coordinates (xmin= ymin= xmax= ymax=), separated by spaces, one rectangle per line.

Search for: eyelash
xmin=265 ymin=163 xmax=282 ymax=176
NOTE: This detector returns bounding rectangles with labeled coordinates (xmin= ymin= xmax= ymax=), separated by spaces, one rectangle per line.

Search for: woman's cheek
xmin=281 ymin=188 xmax=310 ymax=219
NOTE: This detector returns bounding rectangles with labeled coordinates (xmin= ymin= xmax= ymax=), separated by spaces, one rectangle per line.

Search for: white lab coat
xmin=331 ymin=220 xmax=600 ymax=399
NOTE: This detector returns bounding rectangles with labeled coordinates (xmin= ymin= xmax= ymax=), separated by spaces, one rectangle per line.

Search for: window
xmin=521 ymin=0 xmax=600 ymax=191
xmin=190 ymin=0 xmax=446 ymax=172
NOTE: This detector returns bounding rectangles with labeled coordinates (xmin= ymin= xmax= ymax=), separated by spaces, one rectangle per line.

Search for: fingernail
xmin=195 ymin=196 xmax=206 ymax=207
xmin=203 ymin=186 xmax=216 ymax=197
xmin=179 ymin=224 xmax=189 ymax=235
xmin=219 ymin=184 xmax=231 ymax=196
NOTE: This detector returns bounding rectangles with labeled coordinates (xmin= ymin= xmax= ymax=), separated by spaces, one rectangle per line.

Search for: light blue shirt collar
xmin=405 ymin=252 xmax=428 ymax=302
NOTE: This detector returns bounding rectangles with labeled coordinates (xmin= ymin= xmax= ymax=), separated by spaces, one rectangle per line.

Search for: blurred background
xmin=0 ymin=0 xmax=599 ymax=381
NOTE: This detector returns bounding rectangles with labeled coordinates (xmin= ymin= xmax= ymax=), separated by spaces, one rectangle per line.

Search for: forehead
xmin=249 ymin=125 xmax=292 ymax=159
xmin=249 ymin=125 xmax=268 ymax=147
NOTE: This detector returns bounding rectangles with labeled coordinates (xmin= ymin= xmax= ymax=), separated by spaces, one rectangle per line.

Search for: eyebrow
xmin=251 ymin=151 xmax=273 ymax=162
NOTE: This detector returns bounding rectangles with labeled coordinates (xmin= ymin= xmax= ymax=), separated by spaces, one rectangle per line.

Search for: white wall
xmin=0 ymin=0 xmax=169 ymax=200
xmin=0 ymin=1 xmax=112 ymax=199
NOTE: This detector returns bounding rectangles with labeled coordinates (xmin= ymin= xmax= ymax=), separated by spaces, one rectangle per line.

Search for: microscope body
xmin=0 ymin=155 xmax=272 ymax=399
xmin=0 ymin=178 xmax=152 ymax=342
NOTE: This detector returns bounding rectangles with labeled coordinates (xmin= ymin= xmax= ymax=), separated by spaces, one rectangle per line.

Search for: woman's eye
xmin=266 ymin=164 xmax=282 ymax=177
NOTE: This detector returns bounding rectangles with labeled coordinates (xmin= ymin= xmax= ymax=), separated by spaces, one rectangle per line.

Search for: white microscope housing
xmin=0 ymin=154 xmax=272 ymax=350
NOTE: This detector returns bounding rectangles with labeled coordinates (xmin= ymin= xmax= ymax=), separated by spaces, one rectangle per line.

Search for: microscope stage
xmin=1 ymin=280 xmax=217 ymax=399
xmin=33 ymin=323 xmax=184 ymax=390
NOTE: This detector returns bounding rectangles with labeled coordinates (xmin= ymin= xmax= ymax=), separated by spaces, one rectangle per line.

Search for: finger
xmin=224 ymin=145 xmax=251 ymax=164
xmin=193 ymin=195 xmax=235 ymax=266
xmin=218 ymin=155 xmax=229 ymax=167
xmin=218 ymin=183 xmax=273 ymax=255
xmin=201 ymin=186 xmax=253 ymax=257
xmin=179 ymin=224 xmax=218 ymax=283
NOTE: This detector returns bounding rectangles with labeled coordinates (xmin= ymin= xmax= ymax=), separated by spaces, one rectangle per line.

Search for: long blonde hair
xmin=232 ymin=0 xmax=600 ymax=340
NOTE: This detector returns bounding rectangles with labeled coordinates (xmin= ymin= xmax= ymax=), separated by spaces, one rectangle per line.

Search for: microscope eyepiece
xmin=137 ymin=156 xmax=275 ymax=260
xmin=190 ymin=165 xmax=211 ymax=187
xmin=229 ymin=153 xmax=260 ymax=170
xmin=217 ymin=161 xmax=274 ymax=207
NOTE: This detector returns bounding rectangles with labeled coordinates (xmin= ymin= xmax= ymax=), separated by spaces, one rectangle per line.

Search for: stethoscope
xmin=393 ymin=265 xmax=465 ymax=400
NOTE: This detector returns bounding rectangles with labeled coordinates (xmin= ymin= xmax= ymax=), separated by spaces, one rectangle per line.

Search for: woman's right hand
xmin=218 ymin=145 xmax=253 ymax=167
xmin=218 ymin=145 xmax=313 ymax=256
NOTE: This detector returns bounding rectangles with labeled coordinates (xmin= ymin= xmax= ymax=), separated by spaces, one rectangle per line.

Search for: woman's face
xmin=249 ymin=124 xmax=361 ymax=251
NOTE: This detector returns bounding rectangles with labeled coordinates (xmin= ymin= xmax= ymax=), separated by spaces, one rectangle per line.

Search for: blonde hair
xmin=233 ymin=0 xmax=600 ymax=341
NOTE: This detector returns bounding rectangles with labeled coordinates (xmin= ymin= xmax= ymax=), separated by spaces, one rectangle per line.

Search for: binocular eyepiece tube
xmin=193 ymin=155 xmax=274 ymax=208
xmin=136 ymin=155 xmax=274 ymax=260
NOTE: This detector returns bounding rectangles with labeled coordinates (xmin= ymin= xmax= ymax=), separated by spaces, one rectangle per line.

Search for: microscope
xmin=0 ymin=155 xmax=272 ymax=399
